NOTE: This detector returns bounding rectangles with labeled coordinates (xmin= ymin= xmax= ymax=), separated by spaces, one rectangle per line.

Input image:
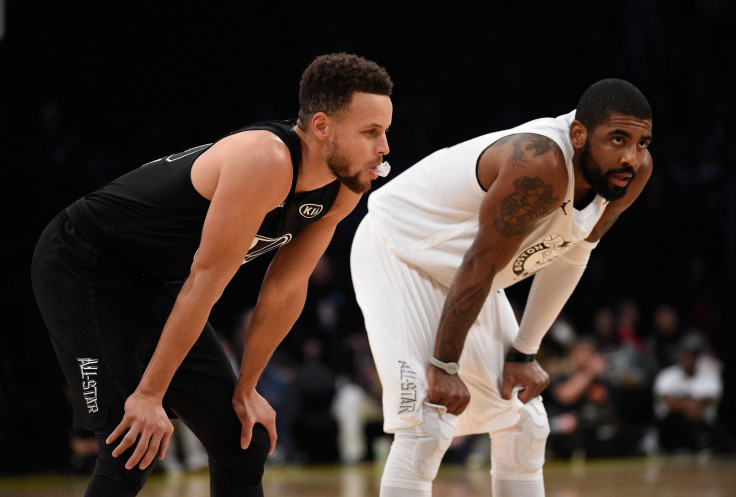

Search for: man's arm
xmin=428 ymin=134 xmax=568 ymax=414
xmin=552 ymin=350 xmax=606 ymax=406
xmin=507 ymin=149 xmax=654 ymax=402
xmin=106 ymin=132 xmax=294 ymax=470
xmin=232 ymin=185 xmax=361 ymax=452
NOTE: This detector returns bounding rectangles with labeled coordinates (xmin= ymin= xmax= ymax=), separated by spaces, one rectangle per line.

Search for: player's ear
xmin=311 ymin=112 xmax=330 ymax=141
xmin=570 ymin=120 xmax=587 ymax=149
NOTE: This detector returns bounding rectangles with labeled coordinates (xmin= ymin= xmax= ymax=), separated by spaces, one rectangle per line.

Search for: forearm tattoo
xmin=434 ymin=134 xmax=562 ymax=357
xmin=436 ymin=265 xmax=496 ymax=359
xmin=495 ymin=176 xmax=560 ymax=239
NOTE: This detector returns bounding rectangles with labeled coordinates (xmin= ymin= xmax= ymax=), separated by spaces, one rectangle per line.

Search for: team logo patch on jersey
xmin=298 ymin=203 xmax=323 ymax=218
xmin=242 ymin=234 xmax=293 ymax=264
xmin=512 ymin=234 xmax=572 ymax=279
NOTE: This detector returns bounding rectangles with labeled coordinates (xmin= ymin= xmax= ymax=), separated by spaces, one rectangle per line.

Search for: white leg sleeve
xmin=490 ymin=397 xmax=549 ymax=497
xmin=492 ymin=477 xmax=545 ymax=497
xmin=380 ymin=403 xmax=456 ymax=497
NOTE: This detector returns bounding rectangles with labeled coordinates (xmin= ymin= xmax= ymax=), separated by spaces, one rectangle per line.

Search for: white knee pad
xmin=491 ymin=397 xmax=550 ymax=481
xmin=383 ymin=402 xmax=456 ymax=488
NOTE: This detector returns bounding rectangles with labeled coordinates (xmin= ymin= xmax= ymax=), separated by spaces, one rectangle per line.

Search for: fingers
xmin=448 ymin=395 xmax=470 ymax=416
xmin=158 ymin=430 xmax=171 ymax=460
xmin=241 ymin=419 xmax=278 ymax=455
xmin=132 ymin=432 xmax=158 ymax=470
xmin=233 ymin=391 xmax=278 ymax=454
xmin=106 ymin=421 xmax=129 ymax=447
xmin=439 ymin=390 xmax=470 ymax=415
xmin=502 ymin=361 xmax=550 ymax=403
xmin=430 ymin=397 xmax=468 ymax=415
xmin=240 ymin=419 xmax=254 ymax=450
xmin=517 ymin=386 xmax=533 ymax=404
xmin=500 ymin=379 xmax=514 ymax=400
xmin=110 ymin=423 xmax=139 ymax=460
xmin=511 ymin=377 xmax=549 ymax=403
xmin=129 ymin=421 xmax=174 ymax=470
xmin=426 ymin=372 xmax=470 ymax=415
xmin=109 ymin=418 xmax=174 ymax=470
xmin=138 ymin=420 xmax=172 ymax=469
xmin=265 ymin=421 xmax=278 ymax=455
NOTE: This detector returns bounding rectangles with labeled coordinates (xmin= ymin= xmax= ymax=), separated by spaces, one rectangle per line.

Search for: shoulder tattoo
xmin=495 ymin=176 xmax=561 ymax=239
xmin=490 ymin=133 xmax=564 ymax=167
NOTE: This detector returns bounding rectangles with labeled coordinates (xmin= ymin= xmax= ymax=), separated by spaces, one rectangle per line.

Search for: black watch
xmin=506 ymin=352 xmax=535 ymax=363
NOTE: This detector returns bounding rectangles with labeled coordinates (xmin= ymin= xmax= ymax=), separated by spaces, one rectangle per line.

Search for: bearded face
xmin=580 ymin=137 xmax=636 ymax=201
xmin=325 ymin=136 xmax=373 ymax=194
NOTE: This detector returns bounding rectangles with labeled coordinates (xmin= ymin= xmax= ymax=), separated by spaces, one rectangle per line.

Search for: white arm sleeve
xmin=512 ymin=239 xmax=598 ymax=354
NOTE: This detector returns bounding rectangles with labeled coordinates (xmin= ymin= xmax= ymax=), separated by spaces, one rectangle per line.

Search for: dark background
xmin=1 ymin=0 xmax=734 ymax=472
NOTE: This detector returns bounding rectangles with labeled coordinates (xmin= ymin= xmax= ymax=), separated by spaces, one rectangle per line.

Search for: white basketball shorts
xmin=350 ymin=215 xmax=531 ymax=436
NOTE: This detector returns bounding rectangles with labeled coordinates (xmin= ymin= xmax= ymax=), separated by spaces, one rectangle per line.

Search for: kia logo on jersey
xmin=299 ymin=203 xmax=323 ymax=218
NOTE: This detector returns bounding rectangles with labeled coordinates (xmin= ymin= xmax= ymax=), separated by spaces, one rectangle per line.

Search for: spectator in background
xmin=644 ymin=303 xmax=686 ymax=375
xmin=292 ymin=338 xmax=339 ymax=463
xmin=591 ymin=306 xmax=648 ymax=389
xmin=545 ymin=338 xmax=640 ymax=459
xmin=591 ymin=306 xmax=651 ymax=431
xmin=653 ymin=332 xmax=723 ymax=454
xmin=331 ymin=333 xmax=384 ymax=464
xmin=158 ymin=420 xmax=209 ymax=475
xmin=538 ymin=314 xmax=579 ymax=379
xmin=615 ymin=298 xmax=644 ymax=352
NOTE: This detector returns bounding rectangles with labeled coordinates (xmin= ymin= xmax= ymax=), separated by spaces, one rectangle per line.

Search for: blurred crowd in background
xmin=44 ymin=260 xmax=736 ymax=475
xmin=2 ymin=0 xmax=735 ymax=475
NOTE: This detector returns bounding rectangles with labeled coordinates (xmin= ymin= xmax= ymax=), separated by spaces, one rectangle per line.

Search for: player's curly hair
xmin=575 ymin=78 xmax=652 ymax=130
xmin=297 ymin=53 xmax=393 ymax=130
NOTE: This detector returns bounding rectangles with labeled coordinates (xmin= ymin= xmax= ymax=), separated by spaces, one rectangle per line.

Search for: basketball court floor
xmin=1 ymin=455 xmax=734 ymax=496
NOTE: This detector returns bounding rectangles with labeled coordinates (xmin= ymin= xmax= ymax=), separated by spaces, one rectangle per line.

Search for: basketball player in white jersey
xmin=350 ymin=79 xmax=653 ymax=497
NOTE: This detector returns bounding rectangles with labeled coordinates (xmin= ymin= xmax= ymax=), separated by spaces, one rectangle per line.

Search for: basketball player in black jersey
xmin=31 ymin=53 xmax=393 ymax=496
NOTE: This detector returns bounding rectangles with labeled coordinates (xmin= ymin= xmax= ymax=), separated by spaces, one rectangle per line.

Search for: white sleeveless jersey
xmin=367 ymin=110 xmax=607 ymax=289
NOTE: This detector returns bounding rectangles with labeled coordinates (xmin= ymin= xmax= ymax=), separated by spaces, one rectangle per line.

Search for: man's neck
xmin=294 ymin=126 xmax=336 ymax=193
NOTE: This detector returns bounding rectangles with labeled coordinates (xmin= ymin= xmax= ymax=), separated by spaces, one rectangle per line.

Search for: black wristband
xmin=506 ymin=352 xmax=535 ymax=362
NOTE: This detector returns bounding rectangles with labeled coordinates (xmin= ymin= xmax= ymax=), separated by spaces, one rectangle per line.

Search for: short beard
xmin=325 ymin=137 xmax=372 ymax=194
xmin=580 ymin=139 xmax=634 ymax=201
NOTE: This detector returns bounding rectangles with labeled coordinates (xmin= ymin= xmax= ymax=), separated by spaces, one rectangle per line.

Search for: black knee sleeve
xmin=208 ymin=423 xmax=270 ymax=497
xmin=84 ymin=431 xmax=156 ymax=497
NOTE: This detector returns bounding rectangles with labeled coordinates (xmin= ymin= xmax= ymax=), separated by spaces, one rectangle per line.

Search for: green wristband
xmin=429 ymin=357 xmax=460 ymax=375
xmin=506 ymin=352 xmax=535 ymax=363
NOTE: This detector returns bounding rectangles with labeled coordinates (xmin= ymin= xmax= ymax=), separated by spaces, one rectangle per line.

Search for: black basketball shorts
xmin=31 ymin=210 xmax=239 ymax=433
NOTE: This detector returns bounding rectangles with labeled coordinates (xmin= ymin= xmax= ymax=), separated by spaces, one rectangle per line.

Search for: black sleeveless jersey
xmin=67 ymin=120 xmax=342 ymax=281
